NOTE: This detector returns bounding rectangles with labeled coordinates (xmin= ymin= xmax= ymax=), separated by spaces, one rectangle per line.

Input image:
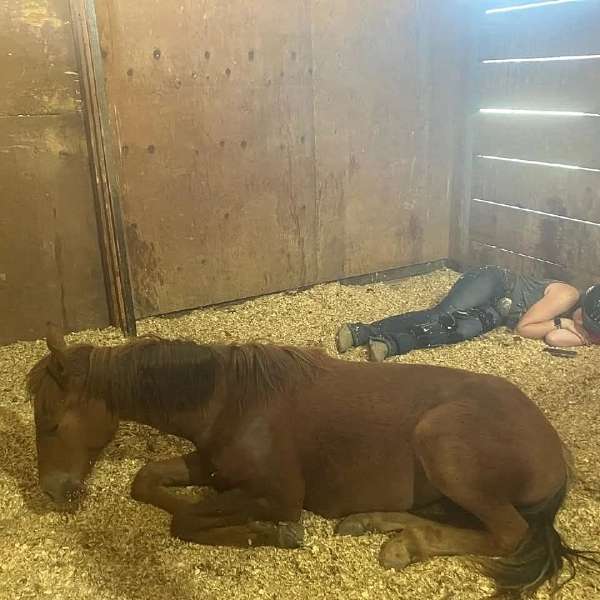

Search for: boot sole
xmin=368 ymin=340 xmax=388 ymax=362
xmin=336 ymin=324 xmax=354 ymax=353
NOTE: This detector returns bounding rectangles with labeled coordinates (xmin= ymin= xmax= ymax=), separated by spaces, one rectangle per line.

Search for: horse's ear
xmin=46 ymin=322 xmax=70 ymax=387
xmin=46 ymin=322 xmax=67 ymax=363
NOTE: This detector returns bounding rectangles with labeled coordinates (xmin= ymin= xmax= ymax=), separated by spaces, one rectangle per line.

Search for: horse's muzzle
xmin=40 ymin=472 xmax=84 ymax=509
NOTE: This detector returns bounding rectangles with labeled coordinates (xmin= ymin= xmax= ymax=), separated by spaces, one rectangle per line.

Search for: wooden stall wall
xmin=94 ymin=0 xmax=468 ymax=319
xmin=311 ymin=2 xmax=465 ymax=281
xmin=0 ymin=0 xmax=110 ymax=344
xmin=459 ymin=0 xmax=600 ymax=288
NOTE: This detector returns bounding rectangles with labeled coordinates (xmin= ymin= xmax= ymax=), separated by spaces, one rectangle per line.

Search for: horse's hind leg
xmin=337 ymin=511 xmax=437 ymax=536
xmin=376 ymin=410 xmax=531 ymax=571
xmin=337 ymin=507 xmax=525 ymax=570
xmin=378 ymin=504 xmax=527 ymax=570
xmin=337 ymin=497 xmax=482 ymax=536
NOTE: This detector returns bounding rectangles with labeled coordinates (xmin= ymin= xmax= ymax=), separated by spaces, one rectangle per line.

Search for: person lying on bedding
xmin=335 ymin=265 xmax=600 ymax=361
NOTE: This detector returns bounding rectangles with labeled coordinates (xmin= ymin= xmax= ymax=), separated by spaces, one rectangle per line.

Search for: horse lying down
xmin=28 ymin=325 xmax=596 ymax=597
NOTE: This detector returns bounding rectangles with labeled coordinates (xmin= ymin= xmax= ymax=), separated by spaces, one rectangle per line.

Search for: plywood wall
xmin=1 ymin=0 xmax=469 ymax=341
xmin=311 ymin=2 xmax=465 ymax=282
xmin=0 ymin=0 xmax=109 ymax=344
xmin=96 ymin=0 xmax=468 ymax=318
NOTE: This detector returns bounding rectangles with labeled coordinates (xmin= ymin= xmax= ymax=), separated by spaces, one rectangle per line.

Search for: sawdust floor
xmin=1 ymin=269 xmax=599 ymax=600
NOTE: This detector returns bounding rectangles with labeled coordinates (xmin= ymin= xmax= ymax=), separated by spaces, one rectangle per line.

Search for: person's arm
xmin=515 ymin=282 xmax=580 ymax=340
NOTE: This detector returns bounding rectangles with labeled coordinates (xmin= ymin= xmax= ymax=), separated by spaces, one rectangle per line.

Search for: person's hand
xmin=560 ymin=319 xmax=589 ymax=344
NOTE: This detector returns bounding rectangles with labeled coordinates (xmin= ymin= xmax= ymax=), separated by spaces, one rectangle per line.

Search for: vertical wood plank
xmin=0 ymin=0 xmax=110 ymax=344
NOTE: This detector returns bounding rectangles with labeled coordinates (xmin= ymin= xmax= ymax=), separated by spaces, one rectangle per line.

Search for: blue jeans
xmin=349 ymin=266 xmax=508 ymax=356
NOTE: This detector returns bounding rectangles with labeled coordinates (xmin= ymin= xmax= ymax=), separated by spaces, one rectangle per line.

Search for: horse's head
xmin=28 ymin=324 xmax=118 ymax=509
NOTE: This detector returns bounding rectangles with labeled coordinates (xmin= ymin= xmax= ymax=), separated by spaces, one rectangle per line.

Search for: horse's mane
xmin=212 ymin=342 xmax=329 ymax=410
xmin=90 ymin=337 xmax=329 ymax=417
xmin=29 ymin=336 xmax=329 ymax=419
xmin=27 ymin=345 xmax=94 ymax=414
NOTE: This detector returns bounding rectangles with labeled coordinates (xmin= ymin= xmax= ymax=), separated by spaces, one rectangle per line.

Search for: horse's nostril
xmin=60 ymin=477 xmax=82 ymax=497
xmin=41 ymin=473 xmax=84 ymax=506
xmin=66 ymin=485 xmax=83 ymax=501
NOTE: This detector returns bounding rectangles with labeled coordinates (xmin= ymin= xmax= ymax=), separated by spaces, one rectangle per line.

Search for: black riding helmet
xmin=582 ymin=285 xmax=600 ymax=336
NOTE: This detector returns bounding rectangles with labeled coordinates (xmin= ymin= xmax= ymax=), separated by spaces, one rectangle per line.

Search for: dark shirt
xmin=505 ymin=273 xmax=555 ymax=329
xmin=505 ymin=273 xmax=583 ymax=329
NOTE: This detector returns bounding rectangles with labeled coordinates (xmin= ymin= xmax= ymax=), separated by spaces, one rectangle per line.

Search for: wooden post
xmin=68 ymin=0 xmax=137 ymax=336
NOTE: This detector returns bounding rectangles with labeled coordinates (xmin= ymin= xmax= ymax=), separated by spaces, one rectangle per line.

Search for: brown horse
xmin=28 ymin=325 xmax=591 ymax=596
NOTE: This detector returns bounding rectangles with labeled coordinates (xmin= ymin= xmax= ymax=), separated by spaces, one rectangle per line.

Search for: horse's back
xmin=303 ymin=358 xmax=537 ymax=420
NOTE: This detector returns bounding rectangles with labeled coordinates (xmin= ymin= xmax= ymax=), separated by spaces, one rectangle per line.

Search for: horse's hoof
xmin=277 ymin=522 xmax=304 ymax=548
xmin=170 ymin=510 xmax=198 ymax=541
xmin=248 ymin=521 xmax=304 ymax=548
xmin=336 ymin=515 xmax=370 ymax=536
xmin=379 ymin=534 xmax=412 ymax=570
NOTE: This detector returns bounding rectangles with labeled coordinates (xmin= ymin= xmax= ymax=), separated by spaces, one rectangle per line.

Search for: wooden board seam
xmin=472 ymin=197 xmax=600 ymax=228
xmin=468 ymin=240 xmax=566 ymax=268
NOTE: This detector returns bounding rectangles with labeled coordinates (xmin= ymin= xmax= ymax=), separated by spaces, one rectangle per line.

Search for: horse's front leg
xmin=170 ymin=488 xmax=304 ymax=548
xmin=131 ymin=452 xmax=212 ymax=514
xmin=170 ymin=520 xmax=304 ymax=549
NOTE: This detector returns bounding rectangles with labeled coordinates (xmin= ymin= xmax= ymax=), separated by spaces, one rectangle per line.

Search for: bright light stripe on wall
xmin=482 ymin=54 xmax=600 ymax=64
xmin=486 ymin=0 xmax=582 ymax=15
xmin=473 ymin=198 xmax=600 ymax=227
xmin=477 ymin=155 xmax=600 ymax=173
xmin=480 ymin=108 xmax=600 ymax=117
xmin=473 ymin=242 xmax=564 ymax=267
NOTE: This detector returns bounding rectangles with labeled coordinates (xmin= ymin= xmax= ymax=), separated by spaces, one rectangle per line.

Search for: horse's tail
xmin=561 ymin=442 xmax=577 ymax=491
xmin=481 ymin=451 xmax=600 ymax=597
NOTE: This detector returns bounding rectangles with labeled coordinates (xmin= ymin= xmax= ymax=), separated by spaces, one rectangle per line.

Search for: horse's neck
xmin=115 ymin=384 xmax=227 ymax=445
xmin=111 ymin=394 xmax=179 ymax=435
